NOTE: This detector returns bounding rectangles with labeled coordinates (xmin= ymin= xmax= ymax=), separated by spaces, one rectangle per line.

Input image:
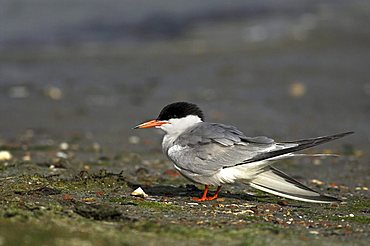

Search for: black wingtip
xmin=315 ymin=194 xmax=342 ymax=203
xmin=331 ymin=131 xmax=354 ymax=139
xmin=240 ymin=131 xmax=354 ymax=165
xmin=283 ymin=131 xmax=354 ymax=144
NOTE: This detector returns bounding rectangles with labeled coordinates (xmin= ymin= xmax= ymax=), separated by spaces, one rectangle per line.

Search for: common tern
xmin=135 ymin=102 xmax=353 ymax=203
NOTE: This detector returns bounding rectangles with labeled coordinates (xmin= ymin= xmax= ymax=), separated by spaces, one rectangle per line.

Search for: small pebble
xmin=92 ymin=143 xmax=101 ymax=152
xmin=22 ymin=153 xmax=31 ymax=161
xmin=311 ymin=179 xmax=324 ymax=185
xmin=60 ymin=142 xmax=69 ymax=150
xmin=56 ymin=152 xmax=68 ymax=159
xmin=45 ymin=86 xmax=63 ymax=100
xmin=309 ymin=230 xmax=319 ymax=235
xmin=349 ymin=214 xmax=354 ymax=217
xmin=355 ymin=186 xmax=368 ymax=191
xmin=129 ymin=136 xmax=140 ymax=144
xmin=0 ymin=151 xmax=12 ymax=161
xmin=289 ymin=82 xmax=306 ymax=98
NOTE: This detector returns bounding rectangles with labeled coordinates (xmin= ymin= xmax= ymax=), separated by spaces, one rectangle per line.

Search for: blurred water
xmin=0 ymin=0 xmax=369 ymax=155
xmin=0 ymin=0 xmax=332 ymax=45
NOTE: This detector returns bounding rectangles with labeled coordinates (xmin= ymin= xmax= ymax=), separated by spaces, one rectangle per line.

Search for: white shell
xmin=130 ymin=187 xmax=148 ymax=198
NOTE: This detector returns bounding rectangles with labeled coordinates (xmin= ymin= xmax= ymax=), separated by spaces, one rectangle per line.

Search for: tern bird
xmin=134 ymin=102 xmax=353 ymax=203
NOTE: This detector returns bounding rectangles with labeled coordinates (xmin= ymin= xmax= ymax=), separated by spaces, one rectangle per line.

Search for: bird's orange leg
xmin=192 ymin=185 xmax=209 ymax=202
xmin=205 ymin=185 xmax=222 ymax=201
xmin=192 ymin=185 xmax=222 ymax=201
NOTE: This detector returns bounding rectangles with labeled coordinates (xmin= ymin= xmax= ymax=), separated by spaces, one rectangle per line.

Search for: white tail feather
xmin=249 ymin=167 xmax=339 ymax=203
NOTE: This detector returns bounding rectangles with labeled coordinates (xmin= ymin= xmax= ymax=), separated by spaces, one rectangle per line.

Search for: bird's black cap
xmin=157 ymin=102 xmax=204 ymax=121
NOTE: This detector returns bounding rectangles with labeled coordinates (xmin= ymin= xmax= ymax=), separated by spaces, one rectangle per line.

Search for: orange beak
xmin=134 ymin=120 xmax=169 ymax=129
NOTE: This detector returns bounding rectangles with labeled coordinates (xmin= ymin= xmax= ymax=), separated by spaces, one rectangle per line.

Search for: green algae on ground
xmin=0 ymin=157 xmax=369 ymax=246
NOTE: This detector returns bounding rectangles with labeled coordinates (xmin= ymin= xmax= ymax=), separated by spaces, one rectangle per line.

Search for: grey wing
xmin=168 ymin=123 xmax=353 ymax=177
xmin=236 ymin=131 xmax=353 ymax=165
xmin=168 ymin=123 xmax=278 ymax=175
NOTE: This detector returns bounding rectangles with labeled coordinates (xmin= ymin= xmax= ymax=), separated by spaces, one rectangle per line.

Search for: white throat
xmin=158 ymin=115 xmax=202 ymax=137
xmin=159 ymin=115 xmax=202 ymax=154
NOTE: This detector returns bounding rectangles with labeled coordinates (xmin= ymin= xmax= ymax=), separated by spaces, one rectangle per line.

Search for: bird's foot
xmin=192 ymin=197 xmax=207 ymax=202
xmin=205 ymin=194 xmax=219 ymax=201
xmin=191 ymin=185 xmax=222 ymax=202
xmin=191 ymin=195 xmax=218 ymax=202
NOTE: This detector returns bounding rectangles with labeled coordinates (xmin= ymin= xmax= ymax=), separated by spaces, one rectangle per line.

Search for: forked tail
xmin=250 ymin=167 xmax=340 ymax=203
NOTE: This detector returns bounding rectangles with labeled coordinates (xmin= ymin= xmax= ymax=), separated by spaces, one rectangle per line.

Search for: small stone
xmin=56 ymin=152 xmax=68 ymax=159
xmin=45 ymin=86 xmax=63 ymax=100
xmin=131 ymin=187 xmax=148 ymax=198
xmin=289 ymin=82 xmax=306 ymax=98
xmin=59 ymin=142 xmax=69 ymax=150
xmin=349 ymin=214 xmax=354 ymax=217
xmin=22 ymin=153 xmax=31 ymax=161
xmin=129 ymin=136 xmax=140 ymax=144
xmin=92 ymin=143 xmax=101 ymax=152
xmin=0 ymin=151 xmax=12 ymax=161
xmin=309 ymin=230 xmax=319 ymax=235
xmin=311 ymin=179 xmax=324 ymax=185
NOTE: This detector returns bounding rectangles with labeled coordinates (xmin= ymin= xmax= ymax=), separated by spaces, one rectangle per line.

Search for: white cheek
xmin=159 ymin=115 xmax=202 ymax=135
xmin=158 ymin=123 xmax=172 ymax=131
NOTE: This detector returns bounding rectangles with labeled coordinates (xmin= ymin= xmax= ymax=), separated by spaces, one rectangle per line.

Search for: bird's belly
xmin=172 ymin=163 xmax=261 ymax=186
xmin=172 ymin=163 xmax=221 ymax=186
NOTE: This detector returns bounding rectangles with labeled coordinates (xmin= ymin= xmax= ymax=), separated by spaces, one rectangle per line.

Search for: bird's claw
xmin=191 ymin=195 xmax=218 ymax=202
